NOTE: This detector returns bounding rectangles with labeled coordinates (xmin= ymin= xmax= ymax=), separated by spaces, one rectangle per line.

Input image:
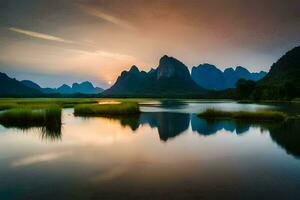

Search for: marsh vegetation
xmin=0 ymin=105 xmax=62 ymax=136
xmin=198 ymin=109 xmax=287 ymax=121
xmin=74 ymin=102 xmax=140 ymax=116
xmin=0 ymin=99 xmax=98 ymax=111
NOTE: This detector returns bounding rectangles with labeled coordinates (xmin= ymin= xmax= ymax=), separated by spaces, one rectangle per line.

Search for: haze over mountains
xmin=22 ymin=80 xmax=104 ymax=95
xmin=0 ymin=74 xmax=103 ymax=96
xmin=0 ymin=46 xmax=299 ymax=99
xmin=191 ymin=64 xmax=266 ymax=90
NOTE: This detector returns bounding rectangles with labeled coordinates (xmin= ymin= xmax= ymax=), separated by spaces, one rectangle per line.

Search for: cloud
xmin=78 ymin=4 xmax=136 ymax=31
xmin=9 ymin=27 xmax=75 ymax=44
xmin=11 ymin=151 xmax=72 ymax=167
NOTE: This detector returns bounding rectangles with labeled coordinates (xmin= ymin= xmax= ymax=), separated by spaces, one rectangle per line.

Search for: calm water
xmin=0 ymin=101 xmax=300 ymax=200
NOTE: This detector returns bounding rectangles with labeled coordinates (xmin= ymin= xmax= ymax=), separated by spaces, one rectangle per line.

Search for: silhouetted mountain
xmin=21 ymin=80 xmax=42 ymax=91
xmin=154 ymin=55 xmax=201 ymax=92
xmin=191 ymin=64 xmax=225 ymax=90
xmin=21 ymin=80 xmax=103 ymax=94
xmin=191 ymin=64 xmax=267 ymax=90
xmin=103 ymin=65 xmax=151 ymax=95
xmin=57 ymin=84 xmax=73 ymax=94
xmin=21 ymin=80 xmax=56 ymax=93
xmin=72 ymin=81 xmax=104 ymax=94
xmin=257 ymin=46 xmax=300 ymax=99
xmin=103 ymin=55 xmax=204 ymax=97
xmin=0 ymin=73 xmax=42 ymax=96
xmin=238 ymin=46 xmax=300 ymax=100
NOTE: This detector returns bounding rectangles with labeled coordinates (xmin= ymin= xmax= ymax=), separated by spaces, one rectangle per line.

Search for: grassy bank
xmin=74 ymin=102 xmax=140 ymax=116
xmin=198 ymin=109 xmax=287 ymax=121
xmin=0 ymin=99 xmax=98 ymax=111
xmin=0 ymin=105 xmax=62 ymax=129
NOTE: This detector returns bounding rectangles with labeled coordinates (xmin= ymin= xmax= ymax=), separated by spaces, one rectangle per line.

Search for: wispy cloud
xmin=78 ymin=4 xmax=136 ymax=31
xmin=11 ymin=151 xmax=72 ymax=167
xmin=9 ymin=27 xmax=75 ymax=44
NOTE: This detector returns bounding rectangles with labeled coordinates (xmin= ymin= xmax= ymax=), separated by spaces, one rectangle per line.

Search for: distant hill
xmin=0 ymin=73 xmax=42 ymax=96
xmin=21 ymin=80 xmax=56 ymax=94
xmin=103 ymin=55 xmax=205 ymax=97
xmin=191 ymin=64 xmax=267 ymax=90
xmin=255 ymin=46 xmax=300 ymax=99
xmin=72 ymin=81 xmax=103 ymax=94
xmin=21 ymin=80 xmax=103 ymax=94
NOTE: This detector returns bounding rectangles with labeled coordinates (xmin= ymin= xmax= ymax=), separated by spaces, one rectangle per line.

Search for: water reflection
xmin=103 ymin=112 xmax=257 ymax=139
xmin=0 ymin=107 xmax=299 ymax=158
xmin=0 ymin=102 xmax=300 ymax=199
xmin=269 ymin=118 xmax=300 ymax=158
xmin=140 ymin=112 xmax=190 ymax=141
xmin=0 ymin=125 xmax=62 ymax=141
xmin=81 ymin=114 xmax=141 ymax=131
xmin=159 ymin=100 xmax=188 ymax=108
xmin=191 ymin=114 xmax=251 ymax=135
xmin=90 ymin=112 xmax=300 ymax=159
xmin=40 ymin=126 xmax=62 ymax=141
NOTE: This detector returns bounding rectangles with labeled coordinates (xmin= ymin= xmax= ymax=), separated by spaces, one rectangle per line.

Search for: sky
xmin=0 ymin=0 xmax=299 ymax=88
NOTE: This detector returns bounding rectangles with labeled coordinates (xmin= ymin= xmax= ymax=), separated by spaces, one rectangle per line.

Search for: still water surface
xmin=0 ymin=101 xmax=299 ymax=199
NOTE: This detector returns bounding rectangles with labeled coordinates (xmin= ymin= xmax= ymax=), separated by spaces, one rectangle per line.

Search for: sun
xmin=108 ymin=81 xmax=112 ymax=85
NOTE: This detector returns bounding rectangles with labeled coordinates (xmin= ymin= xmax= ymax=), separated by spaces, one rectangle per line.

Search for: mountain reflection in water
xmin=0 ymin=102 xmax=300 ymax=200
xmin=100 ymin=112 xmax=300 ymax=159
xmin=1 ymin=108 xmax=299 ymax=159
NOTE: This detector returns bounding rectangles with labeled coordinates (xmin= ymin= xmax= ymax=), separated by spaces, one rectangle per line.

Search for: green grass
xmin=0 ymin=105 xmax=62 ymax=129
xmin=74 ymin=102 xmax=140 ymax=116
xmin=0 ymin=98 xmax=99 ymax=111
xmin=198 ymin=109 xmax=287 ymax=121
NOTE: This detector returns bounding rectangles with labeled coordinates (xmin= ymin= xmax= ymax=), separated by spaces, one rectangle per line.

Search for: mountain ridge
xmin=191 ymin=64 xmax=267 ymax=90
xmin=254 ymin=46 xmax=300 ymax=99
xmin=0 ymin=73 xmax=42 ymax=96
xmin=21 ymin=80 xmax=104 ymax=94
xmin=103 ymin=55 xmax=205 ymax=97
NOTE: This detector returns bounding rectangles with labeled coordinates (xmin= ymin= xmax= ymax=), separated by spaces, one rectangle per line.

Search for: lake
xmin=0 ymin=100 xmax=299 ymax=199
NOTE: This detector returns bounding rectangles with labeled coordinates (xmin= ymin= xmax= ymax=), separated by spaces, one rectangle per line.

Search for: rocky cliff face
xmin=157 ymin=55 xmax=191 ymax=81
xmin=103 ymin=55 xmax=203 ymax=97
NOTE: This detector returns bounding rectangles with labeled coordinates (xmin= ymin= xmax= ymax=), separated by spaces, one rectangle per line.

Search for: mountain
xmin=103 ymin=55 xmax=204 ymax=97
xmin=21 ymin=80 xmax=56 ymax=93
xmin=102 ymin=65 xmax=150 ymax=95
xmin=57 ymin=84 xmax=73 ymax=94
xmin=255 ymin=46 xmax=300 ymax=99
xmin=21 ymin=80 xmax=104 ymax=94
xmin=71 ymin=81 xmax=104 ymax=94
xmin=191 ymin=64 xmax=267 ymax=90
xmin=154 ymin=55 xmax=201 ymax=92
xmin=21 ymin=80 xmax=42 ymax=91
xmin=260 ymin=46 xmax=300 ymax=84
xmin=191 ymin=64 xmax=225 ymax=90
xmin=0 ymin=73 xmax=42 ymax=96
